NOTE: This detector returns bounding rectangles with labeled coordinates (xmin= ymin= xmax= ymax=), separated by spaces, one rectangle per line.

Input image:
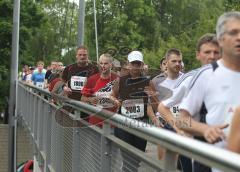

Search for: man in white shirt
xmin=158 ymin=33 xmax=221 ymax=172
xmin=150 ymin=48 xmax=183 ymax=113
xmin=158 ymin=33 xmax=221 ymax=133
xmin=178 ymin=11 xmax=240 ymax=172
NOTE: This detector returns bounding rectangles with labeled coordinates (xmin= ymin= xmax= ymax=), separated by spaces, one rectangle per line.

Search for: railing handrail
xmin=18 ymin=81 xmax=240 ymax=172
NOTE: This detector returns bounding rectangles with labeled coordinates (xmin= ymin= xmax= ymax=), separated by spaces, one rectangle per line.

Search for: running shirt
xmin=81 ymin=73 xmax=118 ymax=127
xmin=25 ymin=74 xmax=32 ymax=82
xmin=162 ymin=69 xmax=198 ymax=109
xmin=119 ymin=75 xmax=150 ymax=120
xmin=31 ymin=72 xmax=45 ymax=89
xmin=45 ymin=70 xmax=52 ymax=81
xmin=180 ymin=60 xmax=240 ymax=149
xmin=62 ymin=63 xmax=98 ymax=100
xmin=154 ymin=72 xmax=183 ymax=117
xmin=152 ymin=73 xmax=172 ymax=101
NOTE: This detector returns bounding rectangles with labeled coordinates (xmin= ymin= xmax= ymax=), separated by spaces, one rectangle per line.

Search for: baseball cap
xmin=127 ymin=51 xmax=144 ymax=63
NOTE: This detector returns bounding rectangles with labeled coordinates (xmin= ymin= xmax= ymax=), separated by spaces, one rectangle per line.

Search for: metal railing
xmin=17 ymin=81 xmax=240 ymax=172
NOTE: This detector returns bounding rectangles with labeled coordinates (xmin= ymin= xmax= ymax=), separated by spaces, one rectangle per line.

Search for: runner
xmin=178 ymin=11 xmax=240 ymax=172
xmin=45 ymin=61 xmax=58 ymax=87
xmin=81 ymin=53 xmax=118 ymax=127
xmin=61 ymin=46 xmax=98 ymax=101
xmin=158 ymin=33 xmax=221 ymax=172
xmin=31 ymin=61 xmax=46 ymax=89
xmin=110 ymin=50 xmax=156 ymax=172
xmin=158 ymin=33 xmax=220 ymax=133
xmin=160 ymin=57 xmax=167 ymax=73
xmin=150 ymin=48 xmax=183 ymax=114
xmin=25 ymin=67 xmax=35 ymax=84
xmin=147 ymin=48 xmax=185 ymax=167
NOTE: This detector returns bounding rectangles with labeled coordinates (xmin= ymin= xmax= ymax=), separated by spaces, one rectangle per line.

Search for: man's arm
xmin=147 ymin=104 xmax=161 ymax=127
xmin=179 ymin=109 xmax=228 ymax=143
xmin=145 ymin=80 xmax=159 ymax=111
xmin=227 ymin=106 xmax=240 ymax=153
xmin=109 ymin=79 xmax=121 ymax=108
xmin=158 ymin=102 xmax=182 ymax=133
xmin=81 ymin=95 xmax=99 ymax=105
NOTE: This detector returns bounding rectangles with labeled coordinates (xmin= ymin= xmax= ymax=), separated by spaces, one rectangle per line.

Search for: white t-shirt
xmin=162 ymin=70 xmax=198 ymax=108
xmin=155 ymin=73 xmax=182 ymax=117
xmin=180 ymin=60 xmax=240 ymax=149
xmin=25 ymin=74 xmax=32 ymax=82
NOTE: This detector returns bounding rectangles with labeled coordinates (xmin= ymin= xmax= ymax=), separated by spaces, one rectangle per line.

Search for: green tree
xmin=0 ymin=0 xmax=45 ymax=112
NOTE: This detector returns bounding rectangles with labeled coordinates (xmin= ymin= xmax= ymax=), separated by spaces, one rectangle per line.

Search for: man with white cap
xmin=110 ymin=50 xmax=156 ymax=172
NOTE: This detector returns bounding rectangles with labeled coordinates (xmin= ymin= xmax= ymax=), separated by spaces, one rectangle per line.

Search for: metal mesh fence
xmin=17 ymin=83 xmax=240 ymax=172
xmin=17 ymin=84 xmax=165 ymax=172
xmin=110 ymin=142 xmax=159 ymax=172
xmin=78 ymin=126 xmax=102 ymax=172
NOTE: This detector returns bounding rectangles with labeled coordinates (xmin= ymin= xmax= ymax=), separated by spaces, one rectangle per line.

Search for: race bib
xmin=70 ymin=76 xmax=87 ymax=90
xmin=121 ymin=99 xmax=144 ymax=118
xmin=170 ymin=105 xmax=180 ymax=118
xmin=36 ymin=82 xmax=44 ymax=89
xmin=95 ymin=91 xmax=114 ymax=108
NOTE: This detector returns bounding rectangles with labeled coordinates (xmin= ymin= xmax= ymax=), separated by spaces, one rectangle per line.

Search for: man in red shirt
xmin=81 ymin=53 xmax=118 ymax=127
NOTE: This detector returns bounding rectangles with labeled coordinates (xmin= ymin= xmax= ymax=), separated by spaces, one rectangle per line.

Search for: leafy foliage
xmin=0 ymin=0 xmax=239 ymax=112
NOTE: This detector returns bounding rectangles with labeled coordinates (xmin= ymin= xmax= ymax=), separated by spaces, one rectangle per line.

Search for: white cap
xmin=127 ymin=51 xmax=144 ymax=63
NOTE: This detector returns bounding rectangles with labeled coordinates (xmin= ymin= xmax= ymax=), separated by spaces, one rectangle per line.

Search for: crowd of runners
xmin=19 ymin=11 xmax=240 ymax=172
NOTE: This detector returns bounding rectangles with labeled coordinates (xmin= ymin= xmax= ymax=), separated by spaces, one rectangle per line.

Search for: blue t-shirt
xmin=31 ymin=72 xmax=45 ymax=85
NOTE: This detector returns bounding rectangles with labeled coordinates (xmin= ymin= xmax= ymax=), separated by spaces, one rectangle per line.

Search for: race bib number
xmin=121 ymin=99 xmax=144 ymax=118
xmin=170 ymin=105 xmax=180 ymax=118
xmin=36 ymin=82 xmax=44 ymax=89
xmin=95 ymin=91 xmax=114 ymax=108
xmin=70 ymin=76 xmax=87 ymax=90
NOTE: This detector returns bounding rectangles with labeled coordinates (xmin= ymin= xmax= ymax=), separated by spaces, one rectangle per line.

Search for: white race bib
xmin=121 ymin=99 xmax=144 ymax=118
xmin=170 ymin=104 xmax=180 ymax=118
xmin=36 ymin=82 xmax=44 ymax=89
xmin=70 ymin=76 xmax=87 ymax=90
xmin=95 ymin=91 xmax=114 ymax=108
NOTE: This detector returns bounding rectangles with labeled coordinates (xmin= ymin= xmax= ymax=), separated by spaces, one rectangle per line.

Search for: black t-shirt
xmin=119 ymin=75 xmax=150 ymax=120
xmin=45 ymin=70 xmax=52 ymax=81
xmin=62 ymin=63 xmax=98 ymax=100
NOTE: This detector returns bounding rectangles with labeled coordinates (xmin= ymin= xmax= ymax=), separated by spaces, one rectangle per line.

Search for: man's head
xmin=76 ymin=46 xmax=89 ymax=66
xmin=23 ymin=65 xmax=29 ymax=72
xmin=98 ymin=53 xmax=113 ymax=75
xmin=196 ymin=33 xmax=221 ymax=65
xmin=50 ymin=61 xmax=58 ymax=71
xmin=160 ymin=57 xmax=167 ymax=72
xmin=120 ymin=61 xmax=129 ymax=77
xmin=57 ymin=62 xmax=64 ymax=70
xmin=127 ymin=51 xmax=144 ymax=76
xmin=37 ymin=61 xmax=44 ymax=72
xmin=165 ymin=48 xmax=182 ymax=74
xmin=216 ymin=11 xmax=240 ymax=59
xmin=29 ymin=67 xmax=35 ymax=74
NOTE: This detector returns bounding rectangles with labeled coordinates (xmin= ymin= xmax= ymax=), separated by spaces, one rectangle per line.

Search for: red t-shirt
xmin=81 ymin=72 xmax=118 ymax=127
xmin=49 ymin=78 xmax=61 ymax=92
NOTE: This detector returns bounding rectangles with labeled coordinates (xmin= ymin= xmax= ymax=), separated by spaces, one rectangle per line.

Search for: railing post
xmin=37 ymin=95 xmax=44 ymax=150
xmin=43 ymin=98 xmax=52 ymax=172
xmin=72 ymin=110 xmax=81 ymax=172
xmin=163 ymin=149 xmax=178 ymax=172
xmin=101 ymin=121 xmax=111 ymax=172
